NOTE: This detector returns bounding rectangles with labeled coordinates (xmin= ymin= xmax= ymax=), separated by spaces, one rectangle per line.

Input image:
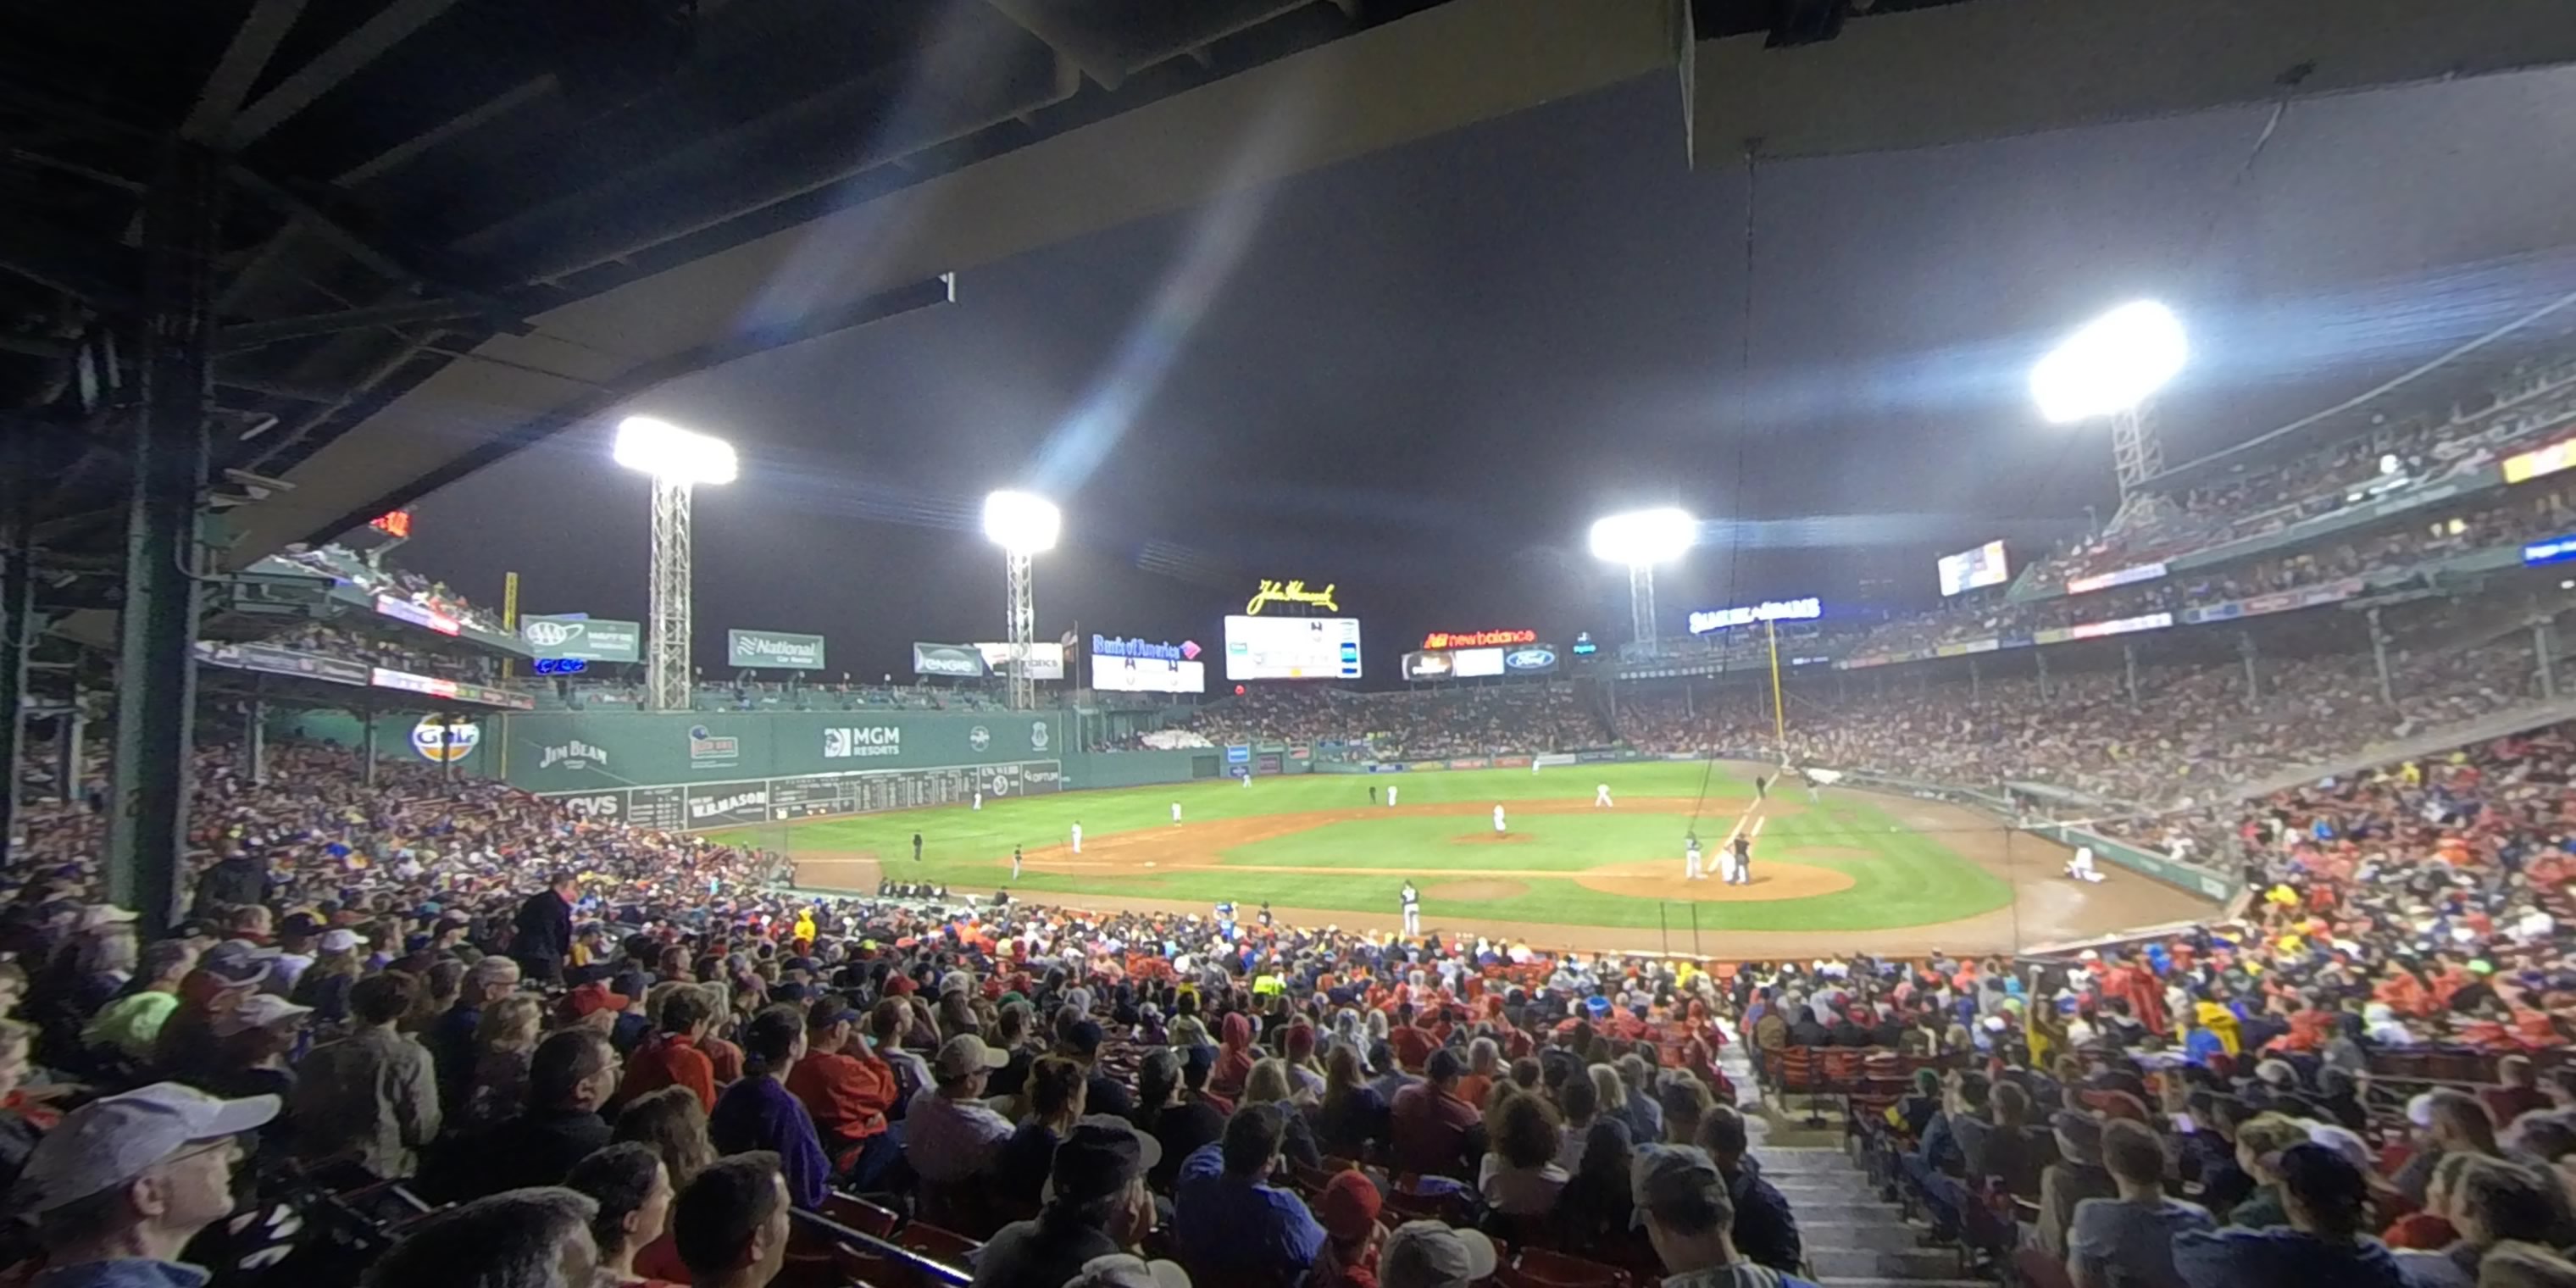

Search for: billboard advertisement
xmin=1092 ymin=655 xmax=1205 ymax=693
xmin=974 ymin=641 xmax=1064 ymax=680
xmin=1502 ymin=644 xmax=1559 ymax=674
xmin=1451 ymin=647 xmax=1505 ymax=678
xmin=1935 ymin=540 xmax=2011 ymax=597
xmin=1224 ymin=615 xmax=1362 ymax=680
xmin=1401 ymin=651 xmax=1452 ymax=681
xmin=2064 ymin=562 xmax=2167 ymax=596
xmin=520 ymin=614 xmax=642 ymax=663
xmin=1686 ymin=598 xmax=1821 ymax=634
xmin=729 ymin=629 xmax=825 ymax=669
xmin=1420 ymin=629 xmax=1536 ymax=649
xmin=911 ymin=643 xmax=987 ymax=679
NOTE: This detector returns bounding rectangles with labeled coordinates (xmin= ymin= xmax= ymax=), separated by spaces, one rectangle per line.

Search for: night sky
xmin=398 ymin=64 xmax=2576 ymax=686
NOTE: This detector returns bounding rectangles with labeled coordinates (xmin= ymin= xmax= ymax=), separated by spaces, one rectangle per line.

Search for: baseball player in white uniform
xmin=2066 ymin=845 xmax=2104 ymax=882
xmin=1171 ymin=802 xmax=1183 ymax=824
xmin=1717 ymin=836 xmax=1740 ymax=885
xmin=1241 ymin=770 xmax=1251 ymax=788
xmin=1400 ymin=880 xmax=1421 ymax=935
xmin=1685 ymin=835 xmax=1704 ymax=880
xmin=1492 ymin=804 xmax=1507 ymax=834
xmin=1595 ymin=782 xmax=1613 ymax=808
xmin=1386 ymin=786 xmax=1397 ymax=807
xmin=1070 ymin=822 xmax=1083 ymax=854
xmin=972 ymin=791 xmax=982 ymax=811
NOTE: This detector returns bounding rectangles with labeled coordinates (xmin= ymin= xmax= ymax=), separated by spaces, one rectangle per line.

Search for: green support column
xmin=0 ymin=441 xmax=35 ymax=854
xmin=105 ymin=144 xmax=219 ymax=935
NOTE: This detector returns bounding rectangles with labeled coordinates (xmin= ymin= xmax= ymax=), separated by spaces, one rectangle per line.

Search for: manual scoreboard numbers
xmin=1223 ymin=615 xmax=1363 ymax=680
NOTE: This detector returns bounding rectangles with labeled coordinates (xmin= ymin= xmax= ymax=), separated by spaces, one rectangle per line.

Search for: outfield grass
xmin=709 ymin=763 xmax=2015 ymax=931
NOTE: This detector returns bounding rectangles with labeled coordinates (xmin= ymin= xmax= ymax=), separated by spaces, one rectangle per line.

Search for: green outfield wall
xmin=497 ymin=710 xmax=1071 ymax=792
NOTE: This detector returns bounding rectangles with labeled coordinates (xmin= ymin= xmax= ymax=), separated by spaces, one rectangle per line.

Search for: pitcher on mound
xmin=1595 ymin=782 xmax=1613 ymax=808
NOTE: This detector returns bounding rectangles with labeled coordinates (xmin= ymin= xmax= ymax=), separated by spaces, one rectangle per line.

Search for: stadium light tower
xmin=982 ymin=490 xmax=1061 ymax=712
xmin=1588 ymin=508 xmax=1696 ymax=647
xmin=2030 ymin=300 xmax=2187 ymax=498
xmin=613 ymin=415 xmax=737 ymax=712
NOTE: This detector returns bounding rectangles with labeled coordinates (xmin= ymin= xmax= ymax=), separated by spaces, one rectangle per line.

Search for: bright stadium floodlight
xmin=1589 ymin=508 xmax=1696 ymax=647
xmin=981 ymin=490 xmax=1062 ymax=555
xmin=2031 ymin=301 xmax=2186 ymax=497
xmin=614 ymin=414 xmax=739 ymax=485
xmin=984 ymin=490 xmax=1062 ymax=711
xmin=613 ymin=415 xmax=736 ymax=712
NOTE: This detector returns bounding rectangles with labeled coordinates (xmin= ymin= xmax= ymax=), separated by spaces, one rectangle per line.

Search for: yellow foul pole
xmin=1766 ymin=617 xmax=1787 ymax=764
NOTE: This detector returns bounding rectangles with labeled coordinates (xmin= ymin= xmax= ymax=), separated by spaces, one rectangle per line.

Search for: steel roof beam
xmin=224 ymin=0 xmax=462 ymax=149
xmin=183 ymin=0 xmax=313 ymax=143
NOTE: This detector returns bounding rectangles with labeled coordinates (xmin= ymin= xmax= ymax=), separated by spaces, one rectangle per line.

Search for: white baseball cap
xmin=15 ymin=1083 xmax=276 ymax=1212
xmin=213 ymin=994 xmax=314 ymax=1038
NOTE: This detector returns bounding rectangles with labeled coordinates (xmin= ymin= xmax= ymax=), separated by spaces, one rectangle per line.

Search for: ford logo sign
xmin=1504 ymin=647 xmax=1557 ymax=671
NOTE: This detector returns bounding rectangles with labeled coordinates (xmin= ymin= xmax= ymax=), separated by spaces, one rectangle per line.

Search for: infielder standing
xmin=1400 ymin=879 xmax=1421 ymax=935
xmin=1070 ymin=822 xmax=1082 ymax=854
xmin=1685 ymin=833 xmax=1703 ymax=880
xmin=1729 ymin=832 xmax=1752 ymax=886
xmin=1012 ymin=844 xmax=1024 ymax=880
xmin=1492 ymin=803 xmax=1507 ymax=835
xmin=1171 ymin=802 xmax=1183 ymax=824
xmin=1595 ymin=782 xmax=1614 ymax=808
xmin=1387 ymin=786 xmax=1398 ymax=807
xmin=972 ymin=791 xmax=982 ymax=811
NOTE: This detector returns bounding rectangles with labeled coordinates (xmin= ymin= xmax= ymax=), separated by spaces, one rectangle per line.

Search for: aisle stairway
xmin=1717 ymin=1027 xmax=1988 ymax=1286
xmin=1752 ymin=1146 xmax=1987 ymax=1288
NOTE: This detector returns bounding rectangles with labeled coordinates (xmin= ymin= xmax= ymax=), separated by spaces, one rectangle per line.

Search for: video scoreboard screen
xmin=1936 ymin=539 xmax=2011 ymax=597
xmin=1223 ymin=615 xmax=1362 ymax=680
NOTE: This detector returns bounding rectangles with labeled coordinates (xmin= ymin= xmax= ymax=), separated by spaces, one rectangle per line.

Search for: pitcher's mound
xmin=1449 ymin=832 xmax=1528 ymax=846
xmin=1575 ymin=860 xmax=1855 ymax=902
xmin=1425 ymin=879 xmax=1529 ymax=902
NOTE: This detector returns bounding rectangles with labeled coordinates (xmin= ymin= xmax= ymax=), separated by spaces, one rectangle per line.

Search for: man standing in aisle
xmin=1729 ymin=832 xmax=1752 ymax=886
xmin=1492 ymin=804 xmax=1507 ymax=835
xmin=1596 ymin=782 xmax=1614 ymax=808
xmin=1071 ymin=821 xmax=1083 ymax=854
xmin=1685 ymin=833 xmax=1704 ymax=881
xmin=1400 ymin=880 xmax=1421 ymax=936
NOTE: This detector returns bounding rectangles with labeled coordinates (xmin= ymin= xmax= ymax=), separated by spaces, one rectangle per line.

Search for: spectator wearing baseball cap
xmin=2171 ymin=1143 xmax=2407 ymax=1288
xmin=1629 ymin=1144 xmax=1823 ymax=1288
xmin=290 ymin=972 xmax=440 ymax=1179
xmin=198 ymin=994 xmax=314 ymax=1130
xmin=2035 ymin=1110 xmax=2115 ymax=1260
xmin=902 ymin=1033 xmax=1013 ymax=1186
xmin=13 ymin=1082 xmax=276 ymax=1285
xmin=783 ymin=995 xmax=902 ymax=1187
xmin=1310 ymin=1168 xmax=1388 ymax=1288
xmin=708 ymin=1004 xmax=830 ymax=1210
xmin=972 ymin=1119 xmax=1163 ymax=1288
xmin=555 ymin=980 xmax=633 ymax=1032
xmin=1378 ymin=1221 xmax=1499 ymax=1288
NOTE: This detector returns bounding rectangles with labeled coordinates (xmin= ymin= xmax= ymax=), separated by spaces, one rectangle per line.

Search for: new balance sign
xmin=824 ymin=726 xmax=903 ymax=758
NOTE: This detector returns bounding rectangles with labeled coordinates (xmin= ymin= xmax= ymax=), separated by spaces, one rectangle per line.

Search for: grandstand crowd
xmin=1180 ymin=686 xmax=1608 ymax=761
xmin=0 ymin=665 xmax=2572 ymax=1288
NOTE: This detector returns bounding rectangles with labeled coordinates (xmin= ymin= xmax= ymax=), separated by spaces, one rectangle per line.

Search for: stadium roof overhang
xmin=11 ymin=0 xmax=2576 ymax=605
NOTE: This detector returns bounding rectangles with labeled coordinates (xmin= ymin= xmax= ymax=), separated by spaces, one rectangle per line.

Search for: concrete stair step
xmin=1809 ymin=1247 xmax=1974 ymax=1280
xmin=1786 ymin=1200 xmax=1906 ymax=1223
xmin=1814 ymin=1279 xmax=1992 ymax=1288
xmin=1752 ymin=1147 xmax=1861 ymax=1177
xmin=1771 ymin=1180 xmax=1881 ymax=1203
xmin=1802 ymin=1222 xmax=1931 ymax=1252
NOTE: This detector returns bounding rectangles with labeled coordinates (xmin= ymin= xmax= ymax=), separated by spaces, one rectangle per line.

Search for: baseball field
xmin=713 ymin=761 xmax=2222 ymax=955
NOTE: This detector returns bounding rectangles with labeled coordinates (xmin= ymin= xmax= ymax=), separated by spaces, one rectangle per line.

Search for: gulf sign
xmin=409 ymin=716 xmax=480 ymax=763
xmin=1421 ymin=629 xmax=1537 ymax=649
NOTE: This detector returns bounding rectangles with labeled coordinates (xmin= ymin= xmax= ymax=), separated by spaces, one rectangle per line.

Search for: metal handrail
xmin=788 ymin=1207 xmax=974 ymax=1287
